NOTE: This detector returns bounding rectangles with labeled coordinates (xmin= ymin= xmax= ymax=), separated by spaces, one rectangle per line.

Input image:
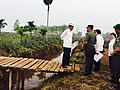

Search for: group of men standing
xmin=60 ymin=22 xmax=120 ymax=88
xmin=80 ymin=25 xmax=104 ymax=76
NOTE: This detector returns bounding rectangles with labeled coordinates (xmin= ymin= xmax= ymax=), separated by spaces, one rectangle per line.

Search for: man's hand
xmin=83 ymin=42 xmax=88 ymax=45
xmin=111 ymin=47 xmax=120 ymax=56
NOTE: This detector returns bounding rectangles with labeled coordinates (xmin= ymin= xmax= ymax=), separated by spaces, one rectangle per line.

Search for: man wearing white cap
xmin=60 ymin=22 xmax=75 ymax=68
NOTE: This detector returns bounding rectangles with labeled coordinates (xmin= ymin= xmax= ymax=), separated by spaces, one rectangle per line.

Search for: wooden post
xmin=16 ymin=70 xmax=20 ymax=90
xmin=9 ymin=69 xmax=12 ymax=90
xmin=21 ymin=70 xmax=24 ymax=90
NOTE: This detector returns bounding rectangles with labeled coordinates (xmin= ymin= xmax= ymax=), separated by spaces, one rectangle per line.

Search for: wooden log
xmin=9 ymin=69 xmax=12 ymax=90
xmin=16 ymin=70 xmax=20 ymax=90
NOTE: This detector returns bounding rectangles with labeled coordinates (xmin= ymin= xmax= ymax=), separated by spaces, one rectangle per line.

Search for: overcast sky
xmin=1 ymin=0 xmax=120 ymax=35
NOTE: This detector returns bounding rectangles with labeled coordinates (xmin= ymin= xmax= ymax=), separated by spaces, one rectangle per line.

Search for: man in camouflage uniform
xmin=81 ymin=25 xmax=96 ymax=76
xmin=111 ymin=24 xmax=120 ymax=88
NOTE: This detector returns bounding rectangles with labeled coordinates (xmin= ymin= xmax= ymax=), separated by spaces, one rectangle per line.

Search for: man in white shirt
xmin=60 ymin=22 xmax=74 ymax=68
xmin=94 ymin=29 xmax=104 ymax=71
xmin=108 ymin=33 xmax=116 ymax=70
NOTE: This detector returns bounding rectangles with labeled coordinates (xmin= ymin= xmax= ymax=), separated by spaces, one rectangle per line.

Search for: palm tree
xmin=27 ymin=21 xmax=36 ymax=37
xmin=0 ymin=19 xmax=7 ymax=33
xmin=43 ymin=0 xmax=53 ymax=41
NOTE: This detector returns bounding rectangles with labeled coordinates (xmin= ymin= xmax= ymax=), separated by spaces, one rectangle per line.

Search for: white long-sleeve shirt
xmin=108 ymin=38 xmax=115 ymax=56
xmin=94 ymin=34 xmax=104 ymax=53
xmin=60 ymin=29 xmax=73 ymax=48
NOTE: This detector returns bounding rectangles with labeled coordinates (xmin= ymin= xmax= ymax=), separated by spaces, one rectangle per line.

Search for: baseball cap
xmin=69 ymin=22 xmax=75 ymax=27
xmin=113 ymin=24 xmax=120 ymax=30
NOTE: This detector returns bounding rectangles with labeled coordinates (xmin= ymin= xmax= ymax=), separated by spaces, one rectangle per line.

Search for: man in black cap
xmin=81 ymin=25 xmax=96 ymax=76
xmin=110 ymin=24 xmax=120 ymax=88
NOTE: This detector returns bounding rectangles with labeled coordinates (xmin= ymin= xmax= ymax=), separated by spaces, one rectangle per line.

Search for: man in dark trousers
xmin=60 ymin=22 xmax=74 ymax=68
xmin=81 ymin=25 xmax=96 ymax=76
xmin=111 ymin=24 xmax=120 ymax=89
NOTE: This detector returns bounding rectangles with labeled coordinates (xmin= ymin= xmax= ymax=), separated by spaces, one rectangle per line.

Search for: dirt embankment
xmin=33 ymin=44 xmax=63 ymax=60
xmin=0 ymin=44 xmax=63 ymax=60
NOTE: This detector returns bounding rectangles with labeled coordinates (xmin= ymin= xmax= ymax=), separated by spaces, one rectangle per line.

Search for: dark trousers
xmin=62 ymin=47 xmax=71 ymax=66
xmin=94 ymin=60 xmax=101 ymax=71
xmin=85 ymin=46 xmax=95 ymax=74
xmin=109 ymin=56 xmax=113 ymax=70
xmin=111 ymin=55 xmax=120 ymax=84
xmin=94 ymin=51 xmax=104 ymax=71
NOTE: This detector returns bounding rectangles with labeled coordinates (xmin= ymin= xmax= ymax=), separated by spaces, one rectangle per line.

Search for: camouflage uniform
xmin=84 ymin=32 xmax=96 ymax=74
xmin=111 ymin=34 xmax=120 ymax=85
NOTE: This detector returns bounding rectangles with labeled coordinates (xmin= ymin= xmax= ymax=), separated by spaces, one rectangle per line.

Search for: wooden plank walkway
xmin=0 ymin=57 xmax=82 ymax=73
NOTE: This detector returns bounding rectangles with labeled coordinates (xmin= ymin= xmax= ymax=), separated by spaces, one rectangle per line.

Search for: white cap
xmin=68 ymin=22 xmax=75 ymax=27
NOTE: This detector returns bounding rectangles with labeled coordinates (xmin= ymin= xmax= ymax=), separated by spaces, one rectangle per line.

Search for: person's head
xmin=68 ymin=22 xmax=74 ymax=31
xmin=86 ymin=25 xmax=94 ymax=32
xmin=110 ymin=33 xmax=116 ymax=39
xmin=94 ymin=29 xmax=101 ymax=35
xmin=113 ymin=24 xmax=120 ymax=34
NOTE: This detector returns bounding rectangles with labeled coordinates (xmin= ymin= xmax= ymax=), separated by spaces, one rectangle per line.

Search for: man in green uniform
xmin=111 ymin=24 xmax=120 ymax=88
xmin=81 ymin=25 xmax=96 ymax=76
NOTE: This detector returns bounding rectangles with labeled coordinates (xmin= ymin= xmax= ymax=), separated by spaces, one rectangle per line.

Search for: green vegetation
xmin=0 ymin=19 xmax=68 ymax=58
xmin=0 ymin=32 xmax=62 ymax=58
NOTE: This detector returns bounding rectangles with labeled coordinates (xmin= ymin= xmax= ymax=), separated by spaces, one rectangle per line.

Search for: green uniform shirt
xmin=113 ymin=34 xmax=120 ymax=50
xmin=84 ymin=31 xmax=96 ymax=47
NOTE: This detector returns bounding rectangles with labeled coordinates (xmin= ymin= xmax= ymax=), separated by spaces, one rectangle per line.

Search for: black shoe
xmin=108 ymin=79 xmax=114 ymax=83
xmin=93 ymin=69 xmax=99 ymax=72
xmin=62 ymin=65 xmax=67 ymax=68
xmin=66 ymin=64 xmax=72 ymax=66
xmin=80 ymin=72 xmax=91 ymax=76
xmin=112 ymin=83 xmax=120 ymax=88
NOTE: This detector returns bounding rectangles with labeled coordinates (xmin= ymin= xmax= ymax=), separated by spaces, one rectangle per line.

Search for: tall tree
xmin=43 ymin=0 xmax=53 ymax=41
xmin=0 ymin=19 xmax=7 ymax=33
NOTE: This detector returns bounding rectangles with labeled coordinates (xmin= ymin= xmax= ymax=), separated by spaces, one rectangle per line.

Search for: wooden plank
xmin=22 ymin=59 xmax=39 ymax=69
xmin=37 ymin=61 xmax=49 ymax=70
xmin=29 ymin=60 xmax=45 ymax=70
xmin=54 ymin=63 xmax=62 ymax=72
xmin=40 ymin=61 xmax=55 ymax=71
xmin=0 ymin=56 xmax=9 ymax=58
xmin=47 ymin=62 xmax=56 ymax=71
xmin=49 ymin=62 xmax=59 ymax=72
xmin=10 ymin=58 xmax=28 ymax=67
xmin=15 ymin=59 xmax=33 ymax=68
xmin=0 ymin=58 xmax=11 ymax=64
xmin=0 ymin=57 xmax=9 ymax=63
xmin=3 ymin=58 xmax=22 ymax=67
xmin=0 ymin=57 xmax=9 ymax=60
xmin=0 ymin=57 xmax=15 ymax=65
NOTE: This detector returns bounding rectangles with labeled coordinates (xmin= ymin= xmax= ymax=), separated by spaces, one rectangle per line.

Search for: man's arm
xmin=111 ymin=47 xmax=120 ymax=55
xmin=82 ymin=34 xmax=89 ymax=46
xmin=60 ymin=30 xmax=67 ymax=40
